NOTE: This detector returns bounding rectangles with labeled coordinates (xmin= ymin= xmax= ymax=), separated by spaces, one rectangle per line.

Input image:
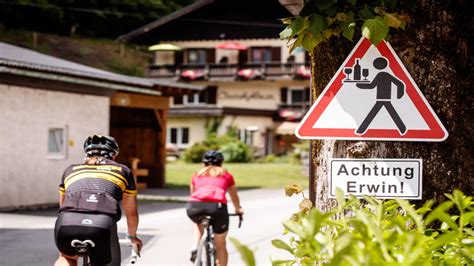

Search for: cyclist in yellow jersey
xmin=54 ymin=135 xmax=142 ymax=266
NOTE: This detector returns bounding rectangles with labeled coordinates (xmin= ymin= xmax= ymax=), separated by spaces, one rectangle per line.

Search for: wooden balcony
xmin=148 ymin=62 xmax=310 ymax=80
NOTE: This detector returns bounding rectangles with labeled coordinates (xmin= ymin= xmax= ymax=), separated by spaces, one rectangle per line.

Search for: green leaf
xmin=288 ymin=37 xmax=303 ymax=54
xmin=230 ymin=238 xmax=256 ymax=266
xmin=272 ymin=259 xmax=295 ymax=266
xmin=359 ymin=5 xmax=376 ymax=20
xmin=279 ymin=27 xmax=292 ymax=39
xmin=309 ymin=15 xmax=327 ymax=37
xmin=290 ymin=17 xmax=305 ymax=35
xmin=301 ymin=33 xmax=317 ymax=53
xmin=315 ymin=0 xmax=336 ymax=11
xmin=383 ymin=0 xmax=398 ymax=10
xmin=335 ymin=187 xmax=346 ymax=210
xmin=341 ymin=22 xmax=354 ymax=40
xmin=283 ymin=220 xmax=306 ymax=238
xmin=384 ymin=12 xmax=403 ymax=28
xmin=362 ymin=16 xmax=389 ymax=45
xmin=347 ymin=0 xmax=357 ymax=6
xmin=271 ymin=239 xmax=294 ymax=254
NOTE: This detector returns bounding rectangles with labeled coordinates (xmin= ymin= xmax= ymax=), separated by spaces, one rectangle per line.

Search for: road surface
xmin=0 ymin=188 xmax=302 ymax=265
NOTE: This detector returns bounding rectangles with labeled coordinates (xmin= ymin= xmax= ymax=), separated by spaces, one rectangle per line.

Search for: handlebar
xmin=229 ymin=213 xmax=243 ymax=228
xmin=119 ymin=239 xmax=140 ymax=264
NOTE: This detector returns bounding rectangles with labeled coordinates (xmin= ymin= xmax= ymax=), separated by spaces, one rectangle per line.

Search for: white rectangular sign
xmin=329 ymin=159 xmax=422 ymax=199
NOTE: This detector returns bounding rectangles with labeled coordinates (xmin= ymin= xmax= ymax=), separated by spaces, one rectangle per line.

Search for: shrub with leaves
xmin=280 ymin=0 xmax=415 ymax=54
xmin=182 ymin=134 xmax=251 ymax=163
xmin=269 ymin=189 xmax=473 ymax=266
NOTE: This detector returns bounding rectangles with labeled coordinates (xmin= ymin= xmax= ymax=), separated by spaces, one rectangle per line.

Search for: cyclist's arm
xmin=122 ymin=194 xmax=143 ymax=251
xmin=228 ymin=185 xmax=243 ymax=214
xmin=59 ymin=194 xmax=65 ymax=206
xmin=123 ymin=195 xmax=139 ymax=236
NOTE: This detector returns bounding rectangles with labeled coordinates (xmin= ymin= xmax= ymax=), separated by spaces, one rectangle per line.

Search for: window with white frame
xmin=48 ymin=127 xmax=67 ymax=159
xmin=168 ymin=127 xmax=190 ymax=147
xmin=288 ymin=88 xmax=305 ymax=105
xmin=238 ymin=127 xmax=258 ymax=146
xmin=183 ymin=92 xmax=206 ymax=105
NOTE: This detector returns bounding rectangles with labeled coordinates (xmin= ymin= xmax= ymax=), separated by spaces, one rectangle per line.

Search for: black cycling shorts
xmin=186 ymin=201 xmax=229 ymax=234
xmin=54 ymin=212 xmax=120 ymax=266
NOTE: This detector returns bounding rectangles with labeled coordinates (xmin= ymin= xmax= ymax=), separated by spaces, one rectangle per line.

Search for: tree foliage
xmin=0 ymin=0 xmax=194 ymax=38
xmin=280 ymin=0 xmax=416 ymax=54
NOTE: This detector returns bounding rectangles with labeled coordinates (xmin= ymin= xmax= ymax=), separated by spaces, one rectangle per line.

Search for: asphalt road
xmin=0 ymin=188 xmax=302 ymax=266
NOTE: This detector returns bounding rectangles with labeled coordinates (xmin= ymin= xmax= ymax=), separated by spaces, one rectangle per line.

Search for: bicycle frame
xmin=194 ymin=214 xmax=242 ymax=266
xmin=195 ymin=216 xmax=216 ymax=266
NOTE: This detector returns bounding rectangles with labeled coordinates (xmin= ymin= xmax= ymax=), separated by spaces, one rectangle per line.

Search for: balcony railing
xmin=148 ymin=62 xmax=311 ymax=80
xmin=277 ymin=103 xmax=310 ymax=121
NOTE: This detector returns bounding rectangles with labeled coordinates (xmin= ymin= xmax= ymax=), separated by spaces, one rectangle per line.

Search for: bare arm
xmin=59 ymin=193 xmax=65 ymax=206
xmin=122 ymin=195 xmax=143 ymax=251
xmin=228 ymin=185 xmax=243 ymax=214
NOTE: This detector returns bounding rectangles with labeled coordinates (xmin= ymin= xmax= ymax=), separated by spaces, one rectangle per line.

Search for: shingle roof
xmin=0 ymin=42 xmax=203 ymax=94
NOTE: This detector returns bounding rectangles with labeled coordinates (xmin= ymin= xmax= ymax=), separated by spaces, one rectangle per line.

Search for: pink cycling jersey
xmin=190 ymin=172 xmax=235 ymax=204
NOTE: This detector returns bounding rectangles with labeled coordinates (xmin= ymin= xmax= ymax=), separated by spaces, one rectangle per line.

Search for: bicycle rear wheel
xmin=205 ymin=242 xmax=216 ymax=266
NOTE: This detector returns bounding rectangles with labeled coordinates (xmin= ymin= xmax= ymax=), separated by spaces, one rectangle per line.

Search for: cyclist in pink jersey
xmin=186 ymin=150 xmax=244 ymax=266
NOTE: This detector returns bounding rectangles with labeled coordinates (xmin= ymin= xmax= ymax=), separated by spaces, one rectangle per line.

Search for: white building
xmin=0 ymin=42 xmax=201 ymax=209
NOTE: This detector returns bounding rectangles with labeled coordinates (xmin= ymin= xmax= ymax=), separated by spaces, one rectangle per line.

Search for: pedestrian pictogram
xmin=296 ymin=37 xmax=448 ymax=141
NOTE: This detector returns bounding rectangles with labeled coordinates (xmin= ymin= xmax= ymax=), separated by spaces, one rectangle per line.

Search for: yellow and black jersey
xmin=58 ymin=158 xmax=136 ymax=220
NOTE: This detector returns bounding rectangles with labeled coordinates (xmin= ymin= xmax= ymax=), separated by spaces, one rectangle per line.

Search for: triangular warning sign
xmin=296 ymin=37 xmax=448 ymax=142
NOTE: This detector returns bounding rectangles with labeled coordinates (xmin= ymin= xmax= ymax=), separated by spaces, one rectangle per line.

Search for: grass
xmin=165 ymin=161 xmax=308 ymax=189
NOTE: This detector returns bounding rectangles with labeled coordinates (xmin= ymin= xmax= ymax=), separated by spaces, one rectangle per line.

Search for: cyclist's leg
xmin=214 ymin=232 xmax=228 ymax=266
xmin=54 ymin=212 xmax=80 ymax=266
xmin=210 ymin=203 xmax=229 ymax=266
xmin=187 ymin=202 xmax=206 ymax=249
xmin=102 ymin=222 xmax=120 ymax=266
xmin=54 ymin=253 xmax=78 ymax=266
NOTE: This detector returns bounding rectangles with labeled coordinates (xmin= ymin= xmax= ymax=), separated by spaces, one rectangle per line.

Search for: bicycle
xmin=193 ymin=213 xmax=242 ymax=266
xmin=71 ymin=237 xmax=140 ymax=266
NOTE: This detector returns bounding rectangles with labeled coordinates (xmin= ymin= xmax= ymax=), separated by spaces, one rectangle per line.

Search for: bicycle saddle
xmin=71 ymin=239 xmax=95 ymax=254
xmin=198 ymin=215 xmax=212 ymax=226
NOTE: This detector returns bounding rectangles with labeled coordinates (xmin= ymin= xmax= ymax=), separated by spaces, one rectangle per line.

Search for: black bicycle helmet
xmin=202 ymin=150 xmax=224 ymax=166
xmin=83 ymin=134 xmax=119 ymax=158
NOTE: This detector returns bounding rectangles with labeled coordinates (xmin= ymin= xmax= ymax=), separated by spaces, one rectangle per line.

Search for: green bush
xmin=182 ymin=142 xmax=216 ymax=163
xmin=232 ymin=189 xmax=474 ymax=266
xmin=220 ymin=142 xmax=252 ymax=163
xmin=182 ymin=134 xmax=251 ymax=163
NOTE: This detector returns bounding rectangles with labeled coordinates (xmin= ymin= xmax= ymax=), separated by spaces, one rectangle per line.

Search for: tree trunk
xmin=311 ymin=0 xmax=473 ymax=210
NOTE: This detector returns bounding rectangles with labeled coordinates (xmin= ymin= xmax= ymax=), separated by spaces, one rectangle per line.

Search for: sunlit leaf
xmin=384 ymin=12 xmax=403 ymax=28
xmin=290 ymin=16 xmax=305 ymax=35
xmin=230 ymin=238 xmax=256 ymax=266
xmin=362 ymin=16 xmax=389 ymax=45
xmin=272 ymin=239 xmax=294 ymax=254
xmin=271 ymin=260 xmax=295 ymax=266
xmin=299 ymin=198 xmax=313 ymax=212
xmin=285 ymin=183 xmax=304 ymax=197
xmin=279 ymin=27 xmax=293 ymax=39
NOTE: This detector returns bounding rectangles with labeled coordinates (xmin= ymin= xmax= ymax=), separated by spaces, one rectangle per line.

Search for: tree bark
xmin=311 ymin=0 xmax=473 ymax=210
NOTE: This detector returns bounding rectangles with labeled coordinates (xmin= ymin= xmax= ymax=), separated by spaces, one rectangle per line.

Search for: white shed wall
xmin=0 ymin=84 xmax=109 ymax=208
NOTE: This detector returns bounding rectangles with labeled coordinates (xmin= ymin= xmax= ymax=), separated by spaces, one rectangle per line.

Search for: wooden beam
xmin=111 ymin=92 xmax=169 ymax=110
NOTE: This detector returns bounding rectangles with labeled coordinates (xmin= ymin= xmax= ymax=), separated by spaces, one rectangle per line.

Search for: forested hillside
xmin=0 ymin=0 xmax=194 ymax=38
xmin=0 ymin=1 xmax=194 ymax=75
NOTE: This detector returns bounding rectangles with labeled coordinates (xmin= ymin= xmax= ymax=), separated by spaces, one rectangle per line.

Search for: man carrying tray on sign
xmin=355 ymin=57 xmax=407 ymax=135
